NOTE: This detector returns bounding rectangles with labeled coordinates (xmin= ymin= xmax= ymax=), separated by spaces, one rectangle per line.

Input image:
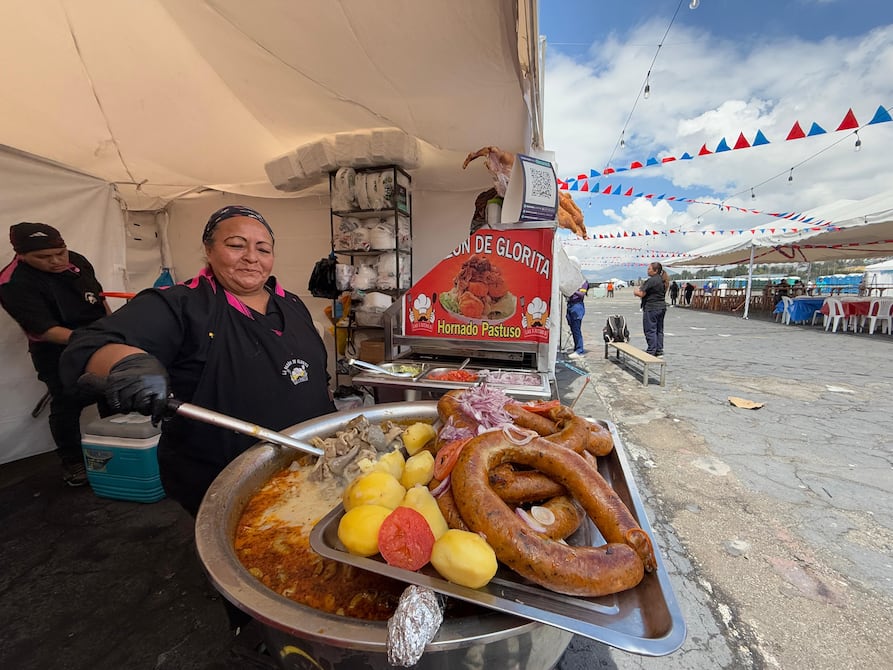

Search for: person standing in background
xmin=566 ymin=279 xmax=589 ymax=359
xmin=633 ymin=262 xmax=668 ymax=356
xmin=0 ymin=222 xmax=110 ymax=486
xmin=606 ymin=281 xmax=614 ymax=297
xmin=669 ymin=280 xmax=679 ymax=306
xmin=684 ymin=282 xmax=695 ymax=306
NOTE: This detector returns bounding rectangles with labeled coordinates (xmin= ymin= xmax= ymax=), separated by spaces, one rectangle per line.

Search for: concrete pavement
xmin=555 ymin=290 xmax=892 ymax=670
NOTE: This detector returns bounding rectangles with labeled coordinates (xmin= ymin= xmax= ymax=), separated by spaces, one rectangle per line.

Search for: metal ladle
xmin=346 ymin=358 xmax=414 ymax=378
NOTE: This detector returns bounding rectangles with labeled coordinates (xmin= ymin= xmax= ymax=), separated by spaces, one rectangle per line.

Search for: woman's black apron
xmin=158 ymin=286 xmax=334 ymax=515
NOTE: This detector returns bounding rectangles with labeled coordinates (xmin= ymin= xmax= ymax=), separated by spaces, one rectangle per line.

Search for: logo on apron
xmin=281 ymin=358 xmax=310 ymax=385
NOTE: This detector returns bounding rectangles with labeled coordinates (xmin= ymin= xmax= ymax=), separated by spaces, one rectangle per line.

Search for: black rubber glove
xmin=105 ymin=353 xmax=170 ymax=426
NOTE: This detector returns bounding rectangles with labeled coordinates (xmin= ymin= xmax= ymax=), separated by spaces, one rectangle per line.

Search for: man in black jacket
xmin=0 ymin=222 xmax=109 ymax=486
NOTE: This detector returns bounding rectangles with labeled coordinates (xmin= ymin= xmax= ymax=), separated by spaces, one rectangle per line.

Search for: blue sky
xmin=539 ymin=0 xmax=893 ymax=277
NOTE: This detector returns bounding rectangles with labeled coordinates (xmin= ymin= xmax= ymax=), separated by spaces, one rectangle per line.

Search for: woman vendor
xmin=61 ymin=205 xmax=335 ymax=516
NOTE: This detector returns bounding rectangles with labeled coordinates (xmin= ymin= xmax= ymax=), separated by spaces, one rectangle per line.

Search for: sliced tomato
xmin=378 ymin=506 xmax=436 ymax=571
xmin=520 ymin=399 xmax=561 ymax=415
xmin=433 ymin=437 xmax=471 ymax=480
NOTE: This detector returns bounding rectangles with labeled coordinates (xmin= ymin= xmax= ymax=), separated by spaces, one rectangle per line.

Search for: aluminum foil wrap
xmin=386 ymin=586 xmax=445 ymax=667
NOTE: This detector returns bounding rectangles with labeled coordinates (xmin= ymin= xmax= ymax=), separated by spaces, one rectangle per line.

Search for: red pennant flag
xmin=580 ymin=180 xmax=589 ymax=192
xmin=769 ymin=228 xmax=776 ymax=233
xmin=623 ymin=231 xmax=629 ymax=237
xmin=698 ymin=144 xmax=712 ymax=156
xmin=603 ymin=167 xmax=615 ymax=175
xmin=653 ymin=230 xmax=660 ymax=236
xmin=733 ymin=132 xmax=751 ymax=149
xmin=836 ymin=108 xmax=859 ymax=131
xmin=602 ymin=185 xmax=612 ymax=194
xmin=630 ymin=161 xmax=644 ymax=169
xmin=624 ymin=187 xmax=634 ymax=196
xmin=661 ymin=156 xmax=677 ymax=163
xmin=577 ymin=174 xmax=587 ymax=180
xmin=786 ymin=122 xmax=806 ymax=140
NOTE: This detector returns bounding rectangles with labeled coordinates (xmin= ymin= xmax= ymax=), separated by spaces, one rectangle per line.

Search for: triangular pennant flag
xmin=580 ymin=180 xmax=589 ymax=192
xmin=634 ymin=192 xmax=644 ymax=197
xmin=644 ymin=230 xmax=651 ymax=236
xmin=653 ymin=230 xmax=660 ymax=236
xmin=612 ymin=185 xmax=622 ymax=195
xmin=752 ymin=129 xmax=770 ymax=146
xmin=646 ymin=157 xmax=660 ymax=166
xmin=630 ymin=161 xmax=644 ymax=169
xmin=680 ymin=152 xmax=693 ymax=160
xmin=733 ymin=132 xmax=751 ymax=149
xmin=577 ymin=174 xmax=588 ymax=180
xmin=624 ymin=187 xmax=634 ymax=196
xmin=645 ymin=193 xmax=654 ymax=199
xmin=807 ymin=122 xmax=827 ymax=136
xmin=591 ymin=182 xmax=600 ymax=191
xmin=630 ymin=231 xmax=637 ymax=237
xmin=698 ymin=144 xmax=712 ymax=156
xmin=836 ymin=108 xmax=859 ymax=131
xmin=661 ymin=156 xmax=677 ymax=163
xmin=715 ymin=137 xmax=731 ymax=152
xmin=786 ymin=121 xmax=806 ymax=140
xmin=602 ymin=185 xmax=612 ymax=194
xmin=570 ymin=181 xmax=579 ymax=191
xmin=589 ymin=169 xmax=601 ymax=177
xmin=622 ymin=231 xmax=629 ymax=237
xmin=868 ymin=105 xmax=893 ymax=124
xmin=656 ymin=194 xmax=666 ymax=199
xmin=603 ymin=167 xmax=615 ymax=175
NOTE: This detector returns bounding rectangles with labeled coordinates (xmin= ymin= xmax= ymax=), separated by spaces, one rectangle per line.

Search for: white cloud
xmin=545 ymin=20 xmax=893 ymax=266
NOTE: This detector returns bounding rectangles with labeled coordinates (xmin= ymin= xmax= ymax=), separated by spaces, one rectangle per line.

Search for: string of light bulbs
xmin=604 ymin=0 xmax=692 ymax=171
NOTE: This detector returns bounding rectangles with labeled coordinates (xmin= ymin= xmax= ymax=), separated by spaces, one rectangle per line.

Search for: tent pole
xmin=742 ymin=244 xmax=755 ymax=319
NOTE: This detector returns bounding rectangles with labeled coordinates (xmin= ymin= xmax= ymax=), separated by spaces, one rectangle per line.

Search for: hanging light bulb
xmin=854 ymin=130 xmax=862 ymax=152
xmin=788 ymin=168 xmax=794 ymax=182
xmin=689 ymin=0 xmax=700 ymax=8
xmin=643 ymin=81 xmax=651 ymax=99
xmin=751 ymin=188 xmax=755 ymax=199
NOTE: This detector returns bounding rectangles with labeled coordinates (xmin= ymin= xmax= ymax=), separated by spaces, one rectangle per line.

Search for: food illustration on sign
xmin=438 ymin=254 xmax=517 ymax=322
xmin=520 ymin=296 xmax=550 ymax=329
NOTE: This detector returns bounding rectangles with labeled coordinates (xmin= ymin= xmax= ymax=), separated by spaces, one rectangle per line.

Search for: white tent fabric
xmin=674 ymin=190 xmax=893 ymax=267
xmin=0 ymin=0 xmax=538 ymax=210
xmin=0 ymin=149 xmax=126 ymax=465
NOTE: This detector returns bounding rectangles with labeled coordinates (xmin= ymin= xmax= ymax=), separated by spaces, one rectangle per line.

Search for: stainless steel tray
xmin=309 ymin=421 xmax=686 ymax=656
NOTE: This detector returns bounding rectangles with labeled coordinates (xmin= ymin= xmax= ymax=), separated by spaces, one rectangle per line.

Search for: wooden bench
xmin=604 ymin=341 xmax=666 ymax=386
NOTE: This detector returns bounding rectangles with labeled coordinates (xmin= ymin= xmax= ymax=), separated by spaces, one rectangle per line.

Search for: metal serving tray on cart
xmin=310 ymin=421 xmax=686 ymax=656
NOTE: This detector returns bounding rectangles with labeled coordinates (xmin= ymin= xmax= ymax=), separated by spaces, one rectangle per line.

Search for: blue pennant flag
xmin=715 ymin=137 xmax=731 ymax=152
xmin=868 ymin=105 xmax=893 ymax=124
xmin=807 ymin=122 xmax=827 ymax=136
xmin=752 ymin=130 xmax=770 ymax=146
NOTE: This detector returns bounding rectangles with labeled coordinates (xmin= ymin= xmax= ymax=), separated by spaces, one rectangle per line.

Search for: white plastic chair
xmin=866 ymin=298 xmax=893 ymax=335
xmin=824 ymin=298 xmax=847 ymax=333
xmin=811 ymin=303 xmax=826 ymax=328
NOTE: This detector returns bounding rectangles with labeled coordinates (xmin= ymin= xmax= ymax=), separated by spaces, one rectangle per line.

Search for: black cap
xmin=10 ymin=222 xmax=66 ymax=254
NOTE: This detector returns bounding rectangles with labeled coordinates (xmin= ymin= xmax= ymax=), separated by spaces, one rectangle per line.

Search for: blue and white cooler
xmin=81 ymin=413 xmax=165 ymax=503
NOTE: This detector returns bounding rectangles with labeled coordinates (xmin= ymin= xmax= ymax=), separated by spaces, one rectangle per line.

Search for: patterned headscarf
xmin=202 ymin=205 xmax=274 ymax=244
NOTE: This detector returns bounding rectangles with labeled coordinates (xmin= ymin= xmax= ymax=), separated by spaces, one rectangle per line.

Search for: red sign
xmin=404 ymin=227 xmax=554 ymax=342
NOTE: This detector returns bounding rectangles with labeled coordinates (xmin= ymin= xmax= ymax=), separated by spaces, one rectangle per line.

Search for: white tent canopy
xmin=0 ymin=0 xmax=539 ymax=210
xmin=674 ymin=190 xmax=893 ymax=267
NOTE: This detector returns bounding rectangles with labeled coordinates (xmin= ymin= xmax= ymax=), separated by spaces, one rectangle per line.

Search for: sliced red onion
xmin=457 ymin=385 xmax=513 ymax=429
xmin=430 ymin=474 xmax=451 ymax=498
xmin=529 ymin=505 xmax=556 ymax=526
xmin=502 ymin=423 xmax=537 ymax=445
xmin=515 ymin=507 xmax=548 ymax=534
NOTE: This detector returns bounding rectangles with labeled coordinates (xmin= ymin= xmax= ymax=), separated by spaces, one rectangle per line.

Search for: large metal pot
xmin=195 ymin=401 xmax=573 ymax=670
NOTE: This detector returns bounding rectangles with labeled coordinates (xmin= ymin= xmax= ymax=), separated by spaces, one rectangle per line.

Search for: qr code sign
xmin=529 ymin=168 xmax=554 ymax=199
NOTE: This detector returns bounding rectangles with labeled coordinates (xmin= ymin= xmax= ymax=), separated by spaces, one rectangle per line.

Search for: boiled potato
xmin=337 ymin=504 xmax=391 ymax=556
xmin=400 ymin=450 xmax=435 ymax=488
xmin=399 ymin=485 xmax=449 ymax=539
xmin=430 ymin=529 xmax=498 ymax=589
xmin=372 ymin=449 xmax=405 ymax=480
xmin=342 ymin=471 xmax=406 ymax=511
xmin=401 ymin=422 xmax=436 ymax=455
